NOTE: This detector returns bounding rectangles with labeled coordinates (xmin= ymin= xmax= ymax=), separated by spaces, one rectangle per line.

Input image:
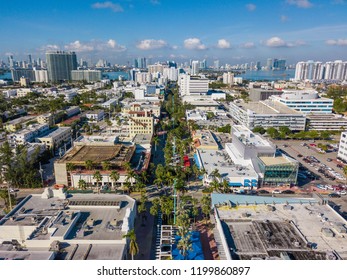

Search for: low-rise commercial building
xmin=37 ymin=127 xmax=72 ymax=151
xmin=186 ymin=110 xmax=207 ymax=121
xmin=7 ymin=123 xmax=50 ymax=147
xmin=0 ymin=188 xmax=136 ymax=260
xmin=249 ymin=88 xmax=283 ymax=101
xmin=86 ymin=110 xmax=105 ymax=122
xmin=211 ymin=193 xmax=347 ymax=260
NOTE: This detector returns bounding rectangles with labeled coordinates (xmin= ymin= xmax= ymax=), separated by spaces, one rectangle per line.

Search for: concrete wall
xmin=54 ymin=162 xmax=68 ymax=185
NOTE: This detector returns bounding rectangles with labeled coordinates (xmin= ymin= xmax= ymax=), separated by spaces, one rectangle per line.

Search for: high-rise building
xmin=223 ymin=72 xmax=234 ymax=86
xmin=295 ymin=60 xmax=347 ymax=81
xmin=266 ymin=58 xmax=273 ymax=70
xmin=214 ymin=60 xmax=220 ymax=69
xmin=273 ymin=59 xmax=286 ymax=70
xmin=71 ymin=70 xmax=102 ymax=82
xmin=191 ymin=60 xmax=199 ymax=75
xmin=46 ymin=51 xmax=77 ymax=82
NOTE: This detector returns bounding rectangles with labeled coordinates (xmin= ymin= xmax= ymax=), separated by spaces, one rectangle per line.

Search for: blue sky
xmin=1 ymin=0 xmax=347 ymax=65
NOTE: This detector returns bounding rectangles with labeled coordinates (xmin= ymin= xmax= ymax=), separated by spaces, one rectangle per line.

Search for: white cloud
xmin=136 ymin=39 xmax=168 ymax=50
xmin=217 ymin=39 xmax=231 ymax=49
xmin=286 ymin=0 xmax=313 ymax=8
xmin=172 ymin=45 xmax=179 ymax=50
xmin=63 ymin=39 xmax=126 ymax=52
xmin=40 ymin=44 xmax=60 ymax=51
xmin=264 ymin=37 xmax=306 ymax=47
xmin=281 ymin=15 xmax=289 ymax=22
xmin=64 ymin=41 xmax=94 ymax=52
xmin=183 ymin=38 xmax=207 ymax=50
xmin=265 ymin=37 xmax=291 ymax=47
xmin=241 ymin=42 xmax=255 ymax=48
xmin=326 ymin=39 xmax=347 ymax=46
xmin=246 ymin=3 xmax=256 ymax=11
xmin=92 ymin=1 xmax=124 ymax=12
xmin=5 ymin=52 xmax=14 ymax=56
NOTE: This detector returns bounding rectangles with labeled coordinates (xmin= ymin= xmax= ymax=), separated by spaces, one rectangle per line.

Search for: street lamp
xmin=39 ymin=162 xmax=44 ymax=187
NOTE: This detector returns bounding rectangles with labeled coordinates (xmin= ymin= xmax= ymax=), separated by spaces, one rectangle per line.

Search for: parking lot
xmin=273 ymin=139 xmax=346 ymax=188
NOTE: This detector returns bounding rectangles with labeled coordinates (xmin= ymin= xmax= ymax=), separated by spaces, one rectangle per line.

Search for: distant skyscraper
xmin=214 ymin=60 xmax=220 ymax=69
xmin=46 ymin=51 xmax=77 ymax=82
xmin=266 ymin=58 xmax=273 ymax=70
xmin=256 ymin=61 xmax=261 ymax=70
xmin=191 ymin=60 xmax=199 ymax=75
xmin=8 ymin=55 xmax=15 ymax=69
xmin=273 ymin=59 xmax=286 ymax=70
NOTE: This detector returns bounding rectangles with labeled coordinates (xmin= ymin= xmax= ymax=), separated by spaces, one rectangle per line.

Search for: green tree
xmin=177 ymin=235 xmax=192 ymax=260
xmin=85 ymin=160 xmax=94 ymax=170
xmin=266 ymin=127 xmax=280 ymax=139
xmin=152 ymin=136 xmax=159 ymax=152
xmin=109 ymin=170 xmax=120 ymax=190
xmin=78 ymin=179 xmax=87 ymax=190
xmin=122 ymin=229 xmax=139 ymax=260
xmin=279 ymin=126 xmax=292 ymax=139
xmin=93 ymin=170 xmax=102 ymax=187
xmin=201 ymin=195 xmax=211 ymax=223
xmin=101 ymin=161 xmax=110 ymax=171
xmin=253 ymin=126 xmax=266 ymax=135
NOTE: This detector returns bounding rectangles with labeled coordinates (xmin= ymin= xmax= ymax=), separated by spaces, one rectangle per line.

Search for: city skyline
xmin=1 ymin=0 xmax=347 ymax=64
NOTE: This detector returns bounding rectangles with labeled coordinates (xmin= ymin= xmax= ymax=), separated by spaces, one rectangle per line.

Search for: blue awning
xmin=193 ymin=154 xmax=201 ymax=169
xmin=228 ymin=182 xmax=243 ymax=187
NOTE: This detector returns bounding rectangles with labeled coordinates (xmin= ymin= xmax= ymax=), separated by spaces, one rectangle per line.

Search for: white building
xmin=71 ymin=70 xmax=102 ymax=82
xmin=7 ymin=123 xmax=50 ymax=147
xmin=86 ymin=110 xmax=105 ymax=122
xmin=223 ymin=72 xmax=234 ymax=86
xmin=0 ymin=189 xmax=136 ymax=260
xmin=270 ymin=89 xmax=333 ymax=114
xmin=163 ymin=67 xmax=178 ymax=81
xmin=338 ymin=131 xmax=347 ymax=162
xmin=186 ymin=109 xmax=207 ymax=121
xmin=227 ymin=99 xmax=306 ymax=131
xmin=100 ymin=98 xmax=118 ymax=110
xmin=191 ymin=60 xmax=199 ymax=75
xmin=295 ymin=60 xmax=347 ymax=81
xmin=36 ymin=127 xmax=72 ymax=150
xmin=179 ymin=74 xmax=209 ymax=96
xmin=34 ymin=69 xmax=49 ymax=83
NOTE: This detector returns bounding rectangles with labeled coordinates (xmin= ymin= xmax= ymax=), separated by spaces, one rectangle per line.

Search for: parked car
xmin=328 ymin=193 xmax=341 ymax=198
xmin=272 ymin=189 xmax=282 ymax=194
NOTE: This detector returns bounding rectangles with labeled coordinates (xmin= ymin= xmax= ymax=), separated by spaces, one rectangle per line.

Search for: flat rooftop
xmin=132 ymin=133 xmax=152 ymax=145
xmin=259 ymin=155 xmax=296 ymax=166
xmin=234 ymin=99 xmax=302 ymax=115
xmin=232 ymin=125 xmax=274 ymax=148
xmin=0 ymin=193 xmax=135 ymax=242
xmin=197 ymin=149 xmax=258 ymax=180
xmin=39 ymin=127 xmax=71 ymax=138
xmin=214 ymin=194 xmax=347 ymax=259
xmin=57 ymin=144 xmax=135 ymax=164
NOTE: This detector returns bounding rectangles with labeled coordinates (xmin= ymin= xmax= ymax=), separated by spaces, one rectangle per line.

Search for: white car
xmin=272 ymin=190 xmax=282 ymax=194
xmin=338 ymin=190 xmax=347 ymax=195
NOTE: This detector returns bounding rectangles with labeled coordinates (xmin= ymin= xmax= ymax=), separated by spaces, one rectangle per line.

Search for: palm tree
xmin=122 ymin=229 xmax=139 ymax=260
xmin=66 ymin=163 xmax=76 ymax=187
xmin=78 ymin=179 xmax=87 ymax=190
xmin=126 ymin=169 xmax=137 ymax=187
xmin=109 ymin=170 xmax=120 ymax=190
xmin=177 ymin=235 xmax=192 ymax=260
xmin=210 ymin=179 xmax=221 ymax=193
xmin=152 ymin=136 xmax=159 ymax=152
xmin=123 ymin=162 xmax=132 ymax=173
xmin=0 ymin=190 xmax=16 ymax=212
xmin=85 ymin=160 xmax=94 ymax=170
xmin=221 ymin=179 xmax=230 ymax=193
xmin=101 ymin=161 xmax=110 ymax=171
xmin=211 ymin=168 xmax=221 ymax=181
xmin=93 ymin=170 xmax=102 ymax=188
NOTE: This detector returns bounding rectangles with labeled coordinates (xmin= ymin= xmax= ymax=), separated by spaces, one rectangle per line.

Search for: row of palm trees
xmin=66 ymin=160 xmax=148 ymax=193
